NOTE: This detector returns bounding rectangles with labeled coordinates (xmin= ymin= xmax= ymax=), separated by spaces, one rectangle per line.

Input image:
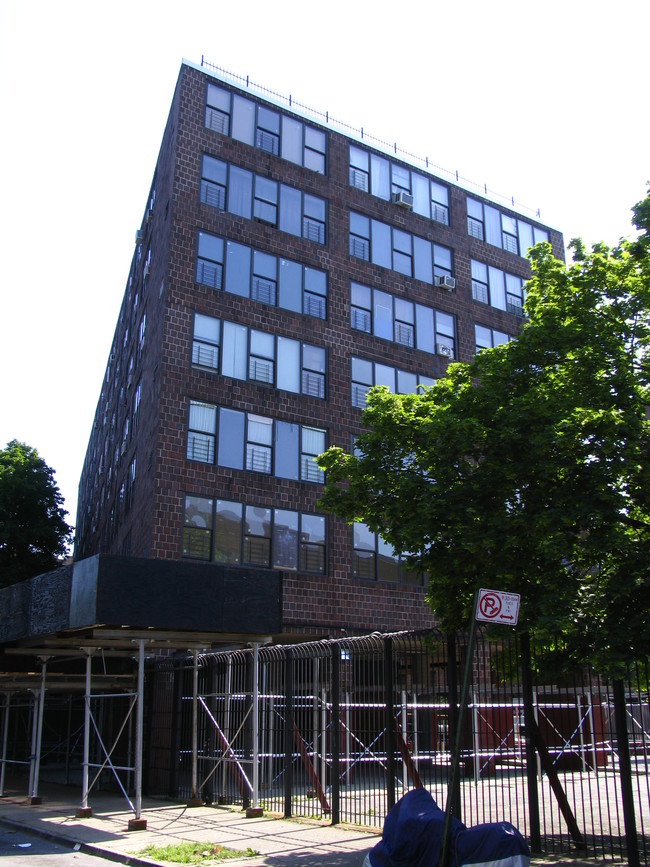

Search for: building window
xmin=350 ymin=282 xmax=456 ymax=357
xmin=349 ymin=212 xmax=453 ymax=285
xmin=205 ymin=83 xmax=327 ymax=174
xmin=196 ymin=232 xmax=327 ymax=319
xmin=192 ymin=313 xmax=221 ymax=370
xmin=475 ymin=324 xmax=511 ymax=353
xmin=200 ymin=155 xmax=226 ymax=210
xmin=200 ymin=155 xmax=327 ymax=245
xmin=471 ymin=260 xmax=525 ymax=315
xmin=183 ymin=495 xmax=326 ymax=573
xmin=353 ymin=522 xmax=423 ymax=584
xmin=348 ymin=145 xmax=449 ymax=225
xmin=125 ymin=456 xmax=136 ymax=512
xmin=351 ymin=357 xmax=435 ymax=409
xmin=186 ymin=401 xmax=326 ymax=483
xmin=467 ymin=196 xmax=549 ymax=258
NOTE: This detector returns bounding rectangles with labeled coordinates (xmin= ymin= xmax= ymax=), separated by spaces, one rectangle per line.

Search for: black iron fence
xmin=146 ymin=629 xmax=650 ymax=863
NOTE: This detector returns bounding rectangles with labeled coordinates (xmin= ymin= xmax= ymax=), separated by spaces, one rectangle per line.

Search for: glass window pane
xmin=351 ymin=357 xmax=372 ymax=384
xmin=436 ymin=311 xmax=455 ymax=339
xmin=518 ymin=221 xmax=534 ymax=257
xmin=278 ymin=258 xmax=302 ymax=312
xmin=533 ymin=227 xmax=549 ymax=244
xmin=412 ymin=173 xmax=430 ymax=217
xmin=350 ymin=211 xmax=369 ymax=238
xmin=302 ymin=513 xmax=325 ymax=544
xmin=253 ymin=250 xmax=276 ymax=280
xmin=189 ymin=401 xmax=216 ymax=433
xmin=303 ymin=344 xmax=325 ymax=372
xmin=374 ymin=290 xmax=393 ymax=340
xmin=279 ymin=185 xmax=301 ymax=236
xmin=228 ymin=166 xmax=252 ymax=219
xmin=475 ymin=325 xmax=492 ymax=350
xmin=207 ymin=84 xmax=230 ymax=112
xmin=397 ymin=369 xmax=417 ymax=393
xmin=415 ymin=305 xmax=435 ymax=353
xmin=371 ymin=220 xmax=391 ymax=269
xmin=434 ymin=244 xmax=452 ymax=273
xmin=471 ymin=260 xmax=488 ymax=282
xmin=281 ymin=116 xmax=302 ymax=164
xmin=305 ymin=267 xmax=326 ymax=296
xmin=246 ymin=506 xmax=271 ymax=537
xmin=214 ymin=500 xmax=242 ymax=564
xmin=218 ymin=408 xmax=245 ymax=468
xmin=194 ymin=313 xmax=220 ymax=344
xmin=277 ymin=336 xmax=300 ymax=392
xmin=354 ymin=522 xmax=375 ymax=550
xmin=225 ymin=241 xmax=251 ymax=297
xmin=370 ymin=154 xmax=390 ymax=199
xmin=258 ymin=106 xmax=279 ymax=134
xmin=413 ymin=236 xmax=433 ymax=284
xmin=275 ymin=420 xmax=299 ymax=480
xmin=221 ymin=321 xmax=248 ymax=380
xmin=273 ymin=509 xmax=298 ymax=569
xmin=183 ymin=495 xmax=213 ymax=560
xmin=198 ymin=232 xmax=223 ymax=263
xmin=375 ymin=363 xmax=395 ymax=391
xmin=394 ymin=297 xmax=414 ymax=324
xmin=467 ymin=198 xmax=483 ymax=220
xmin=231 ymin=95 xmax=254 ymax=144
xmin=202 ymin=155 xmax=227 ymax=184
xmin=350 ymin=145 xmax=368 ymax=171
xmin=251 ymin=329 xmax=274 ymax=359
xmin=304 ymin=127 xmax=325 ymax=153
xmin=391 ymin=164 xmax=410 ymax=193
xmin=489 ymin=266 xmax=507 ymax=310
xmin=484 ymin=205 xmax=502 ymax=247
xmin=351 ymin=282 xmax=371 ymax=309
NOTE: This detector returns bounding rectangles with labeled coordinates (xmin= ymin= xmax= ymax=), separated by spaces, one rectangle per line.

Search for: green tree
xmin=319 ymin=189 xmax=650 ymax=676
xmin=0 ymin=440 xmax=73 ymax=588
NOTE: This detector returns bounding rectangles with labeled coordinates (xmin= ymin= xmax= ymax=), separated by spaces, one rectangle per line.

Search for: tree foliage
xmin=0 ymin=440 xmax=72 ymax=588
xmin=319 ymin=188 xmax=650 ymax=676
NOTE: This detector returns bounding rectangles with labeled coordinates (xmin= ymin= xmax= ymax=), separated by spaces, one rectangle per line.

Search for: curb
xmin=0 ymin=815 xmax=164 ymax=867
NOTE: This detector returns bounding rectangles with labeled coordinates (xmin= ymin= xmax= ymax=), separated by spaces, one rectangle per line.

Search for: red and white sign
xmin=475 ymin=589 xmax=520 ymax=625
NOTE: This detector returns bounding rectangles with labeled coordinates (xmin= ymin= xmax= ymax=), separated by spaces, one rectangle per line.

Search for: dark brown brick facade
xmin=75 ymin=61 xmax=564 ymax=641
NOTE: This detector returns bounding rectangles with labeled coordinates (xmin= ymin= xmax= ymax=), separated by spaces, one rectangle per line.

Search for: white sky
xmin=1 ymin=0 xmax=648 ymax=535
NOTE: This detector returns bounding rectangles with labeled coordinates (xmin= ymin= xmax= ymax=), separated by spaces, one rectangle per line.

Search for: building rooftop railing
xmin=198 ymin=56 xmax=544 ymax=222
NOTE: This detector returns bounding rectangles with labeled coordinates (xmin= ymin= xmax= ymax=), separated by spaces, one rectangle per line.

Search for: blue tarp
xmin=367 ymin=789 xmax=530 ymax=867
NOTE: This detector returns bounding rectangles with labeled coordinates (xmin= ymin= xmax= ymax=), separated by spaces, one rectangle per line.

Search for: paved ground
xmin=0 ymin=782 xmax=626 ymax=866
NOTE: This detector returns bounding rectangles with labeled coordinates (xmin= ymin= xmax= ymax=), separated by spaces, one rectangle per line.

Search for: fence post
xmin=384 ymin=637 xmax=396 ymax=810
xmin=331 ymin=644 xmax=341 ymax=825
xmin=283 ymin=648 xmax=294 ymax=818
xmin=446 ymin=633 xmax=461 ymax=821
xmin=520 ymin=631 xmax=541 ymax=854
xmin=613 ymin=679 xmax=639 ymax=867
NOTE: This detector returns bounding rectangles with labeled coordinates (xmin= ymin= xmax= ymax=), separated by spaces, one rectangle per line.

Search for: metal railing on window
xmin=249 ymin=357 xmax=274 ymax=384
xmin=472 ymin=281 xmax=489 ymax=304
xmin=301 ymin=456 xmax=324 ymax=484
xmin=205 ymin=108 xmax=229 ymax=135
xmin=351 ymin=308 xmax=371 ymax=333
xmin=197 ymin=260 xmax=223 ymax=290
xmin=302 ymin=371 xmax=325 ymax=399
xmin=349 ymin=236 xmax=370 ymax=261
xmin=349 ymin=167 xmax=369 ymax=192
xmin=468 ymin=218 xmax=484 ymax=241
xmin=256 ymin=129 xmax=279 ymax=155
xmin=395 ymin=322 xmax=414 ymax=348
xmin=432 ymin=203 xmax=449 ymax=225
xmin=192 ymin=342 xmax=219 ymax=370
xmin=200 ymin=181 xmax=226 ymax=211
xmin=502 ymin=233 xmax=519 ymax=255
xmin=351 ymin=382 xmax=370 ymax=409
xmin=507 ymin=297 xmax=524 ymax=317
xmin=252 ymin=277 xmax=276 ymax=306
xmin=246 ymin=446 xmax=272 ymax=474
xmin=304 ymin=294 xmax=326 ymax=319
xmin=303 ymin=219 xmax=325 ymax=245
xmin=187 ymin=434 xmax=215 ymax=464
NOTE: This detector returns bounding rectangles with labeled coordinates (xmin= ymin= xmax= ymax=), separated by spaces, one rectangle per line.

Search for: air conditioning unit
xmin=135 ymin=229 xmax=144 ymax=245
xmin=392 ymin=191 xmax=414 ymax=209
xmin=437 ymin=275 xmax=456 ymax=291
xmin=437 ymin=342 xmax=454 ymax=358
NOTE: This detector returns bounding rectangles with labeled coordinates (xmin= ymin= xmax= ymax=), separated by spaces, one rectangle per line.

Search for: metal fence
xmin=146 ymin=629 xmax=650 ymax=863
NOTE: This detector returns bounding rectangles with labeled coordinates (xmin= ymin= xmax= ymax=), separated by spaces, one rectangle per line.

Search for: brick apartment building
xmin=74 ymin=59 xmax=564 ymax=642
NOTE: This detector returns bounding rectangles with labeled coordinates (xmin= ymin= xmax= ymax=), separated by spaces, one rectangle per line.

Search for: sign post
xmin=439 ymin=589 xmax=520 ymax=867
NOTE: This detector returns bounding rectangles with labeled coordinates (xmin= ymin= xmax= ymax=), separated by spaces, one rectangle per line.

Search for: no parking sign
xmin=475 ymin=588 xmax=520 ymax=625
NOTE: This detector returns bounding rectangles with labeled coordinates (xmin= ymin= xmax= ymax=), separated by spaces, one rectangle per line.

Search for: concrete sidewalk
xmin=0 ymin=782 xmax=622 ymax=866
